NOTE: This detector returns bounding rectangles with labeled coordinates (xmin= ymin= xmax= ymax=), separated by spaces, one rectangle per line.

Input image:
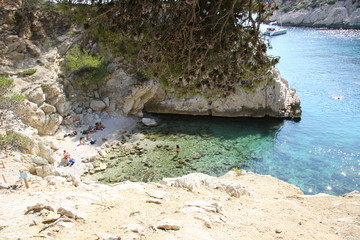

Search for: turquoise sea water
xmin=264 ymin=27 xmax=360 ymax=195
xmin=99 ymin=27 xmax=360 ymax=195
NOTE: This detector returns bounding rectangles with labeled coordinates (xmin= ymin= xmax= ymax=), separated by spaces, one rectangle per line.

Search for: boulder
xmin=29 ymin=155 xmax=49 ymax=165
xmin=141 ymin=118 xmax=158 ymax=127
xmin=103 ymin=97 xmax=110 ymax=107
xmin=25 ymin=40 xmax=41 ymax=57
xmin=5 ymin=35 xmax=19 ymax=43
xmin=26 ymin=87 xmax=46 ymax=106
xmin=38 ymin=142 xmax=57 ymax=163
xmin=39 ymin=103 xmax=56 ymax=114
xmin=90 ymin=100 xmax=107 ymax=112
xmin=38 ymin=113 xmax=62 ymax=135
xmin=42 ymin=83 xmax=62 ymax=103
xmin=56 ymin=101 xmax=71 ymax=117
xmin=19 ymin=100 xmax=46 ymax=129
xmin=30 ymin=165 xmax=56 ymax=177
xmin=8 ymin=52 xmax=25 ymax=60
xmin=6 ymin=41 xmax=22 ymax=53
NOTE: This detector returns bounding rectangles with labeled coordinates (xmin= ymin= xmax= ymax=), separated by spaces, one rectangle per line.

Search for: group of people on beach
xmin=61 ymin=119 xmax=106 ymax=167
xmin=81 ymin=122 xmax=105 ymax=135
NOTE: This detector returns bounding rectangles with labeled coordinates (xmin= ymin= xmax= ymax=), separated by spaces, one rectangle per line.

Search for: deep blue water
xmin=263 ymin=27 xmax=360 ymax=195
xmin=102 ymin=27 xmax=360 ymax=196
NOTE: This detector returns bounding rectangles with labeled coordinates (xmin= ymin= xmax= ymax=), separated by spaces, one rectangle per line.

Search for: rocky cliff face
xmin=143 ymin=69 xmax=301 ymax=118
xmin=271 ymin=0 xmax=360 ymax=28
xmin=1 ymin=1 xmax=301 ymax=139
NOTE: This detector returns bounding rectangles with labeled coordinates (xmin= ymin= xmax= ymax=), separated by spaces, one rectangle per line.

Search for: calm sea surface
xmin=265 ymin=27 xmax=360 ymax=195
xmin=100 ymin=27 xmax=360 ymax=195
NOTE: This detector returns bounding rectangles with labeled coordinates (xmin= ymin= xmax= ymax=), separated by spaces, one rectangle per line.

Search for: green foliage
xmin=327 ymin=0 xmax=337 ymax=4
xmin=55 ymin=0 xmax=278 ymax=97
xmin=0 ymin=76 xmax=14 ymax=91
xmin=9 ymin=93 xmax=26 ymax=102
xmin=63 ymin=45 xmax=108 ymax=85
xmin=0 ymin=76 xmax=25 ymax=115
xmin=19 ymin=68 xmax=37 ymax=77
xmin=134 ymin=70 xmax=149 ymax=83
xmin=0 ymin=133 xmax=30 ymax=151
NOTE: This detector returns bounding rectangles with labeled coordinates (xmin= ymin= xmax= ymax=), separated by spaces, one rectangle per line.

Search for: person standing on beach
xmin=176 ymin=145 xmax=181 ymax=153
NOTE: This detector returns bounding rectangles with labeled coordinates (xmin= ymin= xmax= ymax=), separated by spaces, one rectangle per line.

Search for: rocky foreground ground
xmin=1 ymin=116 xmax=360 ymax=240
xmin=1 ymin=169 xmax=359 ymax=240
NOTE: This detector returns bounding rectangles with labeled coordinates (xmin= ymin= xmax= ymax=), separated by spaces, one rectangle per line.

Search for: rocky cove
xmin=0 ymin=0 xmax=302 ymax=181
xmin=1 ymin=1 xmax=359 ymax=240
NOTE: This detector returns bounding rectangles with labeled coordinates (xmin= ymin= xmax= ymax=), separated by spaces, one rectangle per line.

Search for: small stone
xmin=146 ymin=198 xmax=162 ymax=204
xmin=275 ymin=229 xmax=282 ymax=234
xmin=26 ymin=203 xmax=55 ymax=213
xmin=156 ymin=219 xmax=181 ymax=230
xmin=42 ymin=213 xmax=61 ymax=224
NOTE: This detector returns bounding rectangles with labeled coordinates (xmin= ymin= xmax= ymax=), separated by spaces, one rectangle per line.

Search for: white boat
xmin=269 ymin=21 xmax=277 ymax=25
xmin=263 ymin=27 xmax=287 ymax=36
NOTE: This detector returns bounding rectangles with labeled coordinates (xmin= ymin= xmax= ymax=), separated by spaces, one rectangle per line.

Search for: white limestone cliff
xmin=271 ymin=0 xmax=360 ymax=29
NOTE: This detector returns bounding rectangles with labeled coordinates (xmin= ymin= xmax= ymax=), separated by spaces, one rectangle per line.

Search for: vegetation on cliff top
xmin=63 ymin=45 xmax=108 ymax=86
xmin=48 ymin=0 xmax=279 ymax=97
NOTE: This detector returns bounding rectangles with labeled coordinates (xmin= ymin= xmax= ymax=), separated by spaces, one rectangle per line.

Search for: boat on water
xmin=269 ymin=21 xmax=277 ymax=25
xmin=263 ymin=27 xmax=287 ymax=36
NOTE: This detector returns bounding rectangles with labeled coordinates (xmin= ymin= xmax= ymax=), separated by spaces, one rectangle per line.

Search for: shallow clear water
xmin=98 ymin=27 xmax=360 ymax=195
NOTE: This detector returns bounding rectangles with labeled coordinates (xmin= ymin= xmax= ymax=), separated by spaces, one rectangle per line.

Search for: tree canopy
xmin=52 ymin=0 xmax=278 ymax=96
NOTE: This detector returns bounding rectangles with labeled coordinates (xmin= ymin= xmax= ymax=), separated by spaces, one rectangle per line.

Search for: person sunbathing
xmin=79 ymin=137 xmax=89 ymax=145
xmin=85 ymin=134 xmax=96 ymax=145
xmin=95 ymin=122 xmax=105 ymax=130
xmin=87 ymin=125 xmax=96 ymax=133
xmin=64 ymin=131 xmax=77 ymax=138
